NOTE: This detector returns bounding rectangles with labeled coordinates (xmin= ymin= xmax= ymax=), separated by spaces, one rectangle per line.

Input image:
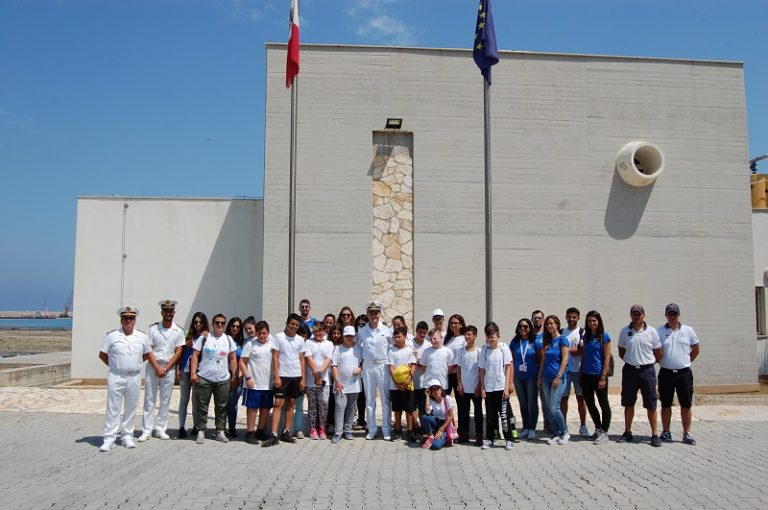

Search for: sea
xmin=0 ymin=318 xmax=73 ymax=330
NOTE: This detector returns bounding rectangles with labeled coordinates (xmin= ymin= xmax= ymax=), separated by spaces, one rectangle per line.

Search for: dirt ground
xmin=0 ymin=330 xmax=72 ymax=353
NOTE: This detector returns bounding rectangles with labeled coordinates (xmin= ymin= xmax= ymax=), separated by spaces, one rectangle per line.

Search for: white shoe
xmin=215 ymin=431 xmax=229 ymax=443
xmin=196 ymin=431 xmax=205 ymax=444
xmin=122 ymin=435 xmax=136 ymax=449
xmin=365 ymin=433 xmax=375 ymax=440
xmin=99 ymin=440 xmax=115 ymax=452
xmin=557 ymin=433 xmax=571 ymax=445
xmin=383 ymin=435 xmax=391 ymax=441
xmin=137 ymin=432 xmax=151 ymax=443
xmin=504 ymin=440 xmax=514 ymax=450
xmin=527 ymin=430 xmax=537 ymax=440
xmin=294 ymin=431 xmax=305 ymax=439
xmin=480 ymin=439 xmax=493 ymax=450
xmin=594 ymin=430 xmax=609 ymax=445
xmin=157 ymin=431 xmax=170 ymax=440
xmin=547 ymin=435 xmax=560 ymax=445
xmin=579 ymin=424 xmax=590 ymax=437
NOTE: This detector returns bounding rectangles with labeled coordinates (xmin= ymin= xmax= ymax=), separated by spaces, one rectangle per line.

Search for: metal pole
xmin=288 ymin=78 xmax=298 ymax=315
xmin=483 ymin=79 xmax=492 ymax=324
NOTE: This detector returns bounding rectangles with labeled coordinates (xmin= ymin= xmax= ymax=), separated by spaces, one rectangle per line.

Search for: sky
xmin=1 ymin=0 xmax=766 ymax=311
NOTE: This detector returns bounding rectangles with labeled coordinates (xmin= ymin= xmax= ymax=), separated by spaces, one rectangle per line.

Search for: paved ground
xmin=1 ymin=388 xmax=767 ymax=510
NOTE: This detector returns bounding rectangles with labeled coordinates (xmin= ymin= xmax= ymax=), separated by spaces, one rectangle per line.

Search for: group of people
xmin=97 ymin=298 xmax=700 ymax=452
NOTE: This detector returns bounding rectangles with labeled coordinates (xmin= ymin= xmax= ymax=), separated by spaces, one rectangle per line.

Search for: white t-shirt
xmin=657 ymin=323 xmax=699 ymax=370
xmin=305 ymin=339 xmax=335 ymax=388
xmin=444 ymin=334 xmax=467 ymax=361
xmin=193 ymin=333 xmax=237 ymax=383
xmin=146 ymin=322 xmax=185 ymax=364
xmin=241 ymin=335 xmax=274 ymax=390
xmin=562 ymin=327 xmax=583 ymax=373
xmin=618 ymin=323 xmax=661 ymax=366
xmin=456 ymin=347 xmax=480 ymax=395
xmin=412 ymin=340 xmax=430 ymax=389
xmin=386 ymin=345 xmax=417 ymax=390
xmin=332 ymin=344 xmax=363 ymax=394
xmin=272 ymin=331 xmax=307 ymax=378
xmin=100 ymin=328 xmax=150 ymax=373
xmin=478 ymin=344 xmax=512 ymax=392
xmin=419 ymin=346 xmax=454 ymax=389
xmin=428 ymin=394 xmax=454 ymax=421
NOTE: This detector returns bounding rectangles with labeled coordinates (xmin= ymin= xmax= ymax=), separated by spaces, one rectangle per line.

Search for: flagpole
xmin=288 ymin=77 xmax=298 ymax=315
xmin=483 ymin=78 xmax=492 ymax=324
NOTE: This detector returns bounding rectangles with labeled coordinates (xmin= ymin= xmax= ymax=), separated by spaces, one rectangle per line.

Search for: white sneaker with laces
xmin=157 ymin=431 xmax=170 ymax=440
xmin=365 ymin=433 xmax=375 ymax=440
xmin=294 ymin=430 xmax=305 ymax=439
xmin=137 ymin=432 xmax=151 ymax=443
xmin=196 ymin=431 xmax=205 ymax=444
xmin=99 ymin=440 xmax=115 ymax=452
xmin=579 ymin=424 xmax=590 ymax=437
xmin=504 ymin=440 xmax=514 ymax=450
xmin=594 ymin=430 xmax=609 ymax=445
xmin=215 ymin=431 xmax=229 ymax=443
xmin=547 ymin=435 xmax=560 ymax=445
xmin=480 ymin=439 xmax=493 ymax=450
xmin=122 ymin=435 xmax=136 ymax=449
xmin=557 ymin=433 xmax=571 ymax=445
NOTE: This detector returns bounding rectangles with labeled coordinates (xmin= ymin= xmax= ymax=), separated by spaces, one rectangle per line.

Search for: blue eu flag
xmin=473 ymin=0 xmax=499 ymax=85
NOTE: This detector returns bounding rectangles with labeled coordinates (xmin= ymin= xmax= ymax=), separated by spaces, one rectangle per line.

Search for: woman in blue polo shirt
xmin=537 ymin=315 xmax=570 ymax=445
xmin=510 ymin=318 xmax=541 ymax=440
xmin=580 ymin=310 xmax=612 ymax=445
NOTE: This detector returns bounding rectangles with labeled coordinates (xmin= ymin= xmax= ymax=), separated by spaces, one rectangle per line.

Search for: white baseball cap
xmin=432 ymin=309 xmax=445 ymax=318
xmin=343 ymin=326 xmax=356 ymax=336
xmin=426 ymin=379 xmax=442 ymax=389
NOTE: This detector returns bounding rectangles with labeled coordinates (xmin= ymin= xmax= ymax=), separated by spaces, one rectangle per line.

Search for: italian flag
xmin=286 ymin=0 xmax=300 ymax=88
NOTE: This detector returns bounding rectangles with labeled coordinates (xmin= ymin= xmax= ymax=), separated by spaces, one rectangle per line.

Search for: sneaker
xmin=99 ymin=440 xmax=115 ymax=452
xmin=527 ymin=430 xmax=537 ymax=440
xmin=557 ymin=433 xmax=571 ymax=445
xmin=682 ymin=432 xmax=696 ymax=445
xmin=122 ymin=435 xmax=136 ymax=449
xmin=177 ymin=428 xmax=187 ymax=439
xmin=511 ymin=429 xmax=520 ymax=442
xmin=594 ymin=430 xmax=609 ymax=445
xmin=137 ymin=432 xmax=151 ymax=443
xmin=294 ymin=430 xmax=305 ymax=440
xmin=520 ymin=429 xmax=529 ymax=438
xmin=505 ymin=440 xmax=514 ymax=450
xmin=579 ymin=424 xmax=590 ymax=437
xmin=261 ymin=435 xmax=279 ymax=447
xmin=392 ymin=429 xmax=403 ymax=440
xmin=215 ymin=431 xmax=229 ymax=443
xmin=245 ymin=431 xmax=259 ymax=445
xmin=590 ymin=431 xmax=599 ymax=440
xmin=319 ymin=428 xmax=327 ymax=440
xmin=157 ymin=431 xmax=170 ymax=441
xmin=660 ymin=430 xmax=673 ymax=443
xmin=327 ymin=425 xmax=335 ymax=436
xmin=309 ymin=428 xmax=319 ymax=440
xmin=480 ymin=439 xmax=493 ymax=450
xmin=650 ymin=434 xmax=662 ymax=447
xmin=331 ymin=434 xmax=342 ymax=444
xmin=547 ymin=435 xmax=560 ymax=445
xmin=617 ymin=431 xmax=634 ymax=443
xmin=280 ymin=430 xmax=297 ymax=443
xmin=421 ymin=435 xmax=434 ymax=449
xmin=255 ymin=429 xmax=269 ymax=441
xmin=342 ymin=432 xmax=354 ymax=440
xmin=191 ymin=427 xmax=198 ymax=436
xmin=196 ymin=431 xmax=205 ymax=444
xmin=475 ymin=435 xmax=483 ymax=447
xmin=365 ymin=433 xmax=375 ymax=440
xmin=383 ymin=435 xmax=392 ymax=442
xmin=408 ymin=431 xmax=417 ymax=443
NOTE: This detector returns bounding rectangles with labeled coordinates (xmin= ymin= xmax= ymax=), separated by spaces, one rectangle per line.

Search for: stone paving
xmin=0 ymin=388 xmax=767 ymax=509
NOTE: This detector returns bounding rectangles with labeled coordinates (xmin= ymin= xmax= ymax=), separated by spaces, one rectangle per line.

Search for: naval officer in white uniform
xmin=138 ymin=299 xmax=185 ymax=442
xmin=356 ymin=301 xmax=393 ymax=440
xmin=98 ymin=306 xmax=150 ymax=452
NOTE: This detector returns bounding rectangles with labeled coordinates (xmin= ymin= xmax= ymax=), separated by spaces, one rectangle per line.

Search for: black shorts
xmin=274 ymin=376 xmax=302 ymax=399
xmin=620 ymin=364 xmax=658 ymax=410
xmin=390 ymin=389 xmax=416 ymax=413
xmin=658 ymin=367 xmax=694 ymax=408
xmin=414 ymin=389 xmax=427 ymax=413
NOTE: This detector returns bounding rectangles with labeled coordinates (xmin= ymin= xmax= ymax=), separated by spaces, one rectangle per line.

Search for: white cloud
xmin=357 ymin=15 xmax=414 ymax=46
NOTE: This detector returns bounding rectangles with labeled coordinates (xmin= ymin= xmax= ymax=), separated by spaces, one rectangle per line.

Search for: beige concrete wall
xmin=263 ymin=44 xmax=754 ymax=386
xmin=71 ymin=197 xmax=263 ymax=379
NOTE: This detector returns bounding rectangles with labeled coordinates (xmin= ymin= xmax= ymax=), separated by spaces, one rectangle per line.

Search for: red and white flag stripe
xmin=286 ymin=0 xmax=300 ymax=88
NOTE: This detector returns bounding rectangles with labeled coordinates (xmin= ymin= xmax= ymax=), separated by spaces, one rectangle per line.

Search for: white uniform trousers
xmin=141 ymin=365 xmax=175 ymax=435
xmin=362 ymin=360 xmax=391 ymax=436
xmin=103 ymin=369 xmax=141 ymax=441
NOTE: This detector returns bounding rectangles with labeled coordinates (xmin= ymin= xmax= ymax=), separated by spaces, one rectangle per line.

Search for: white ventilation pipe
xmin=616 ymin=141 xmax=665 ymax=187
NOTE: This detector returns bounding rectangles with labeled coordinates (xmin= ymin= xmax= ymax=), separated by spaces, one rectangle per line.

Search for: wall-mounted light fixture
xmin=385 ymin=118 xmax=403 ymax=130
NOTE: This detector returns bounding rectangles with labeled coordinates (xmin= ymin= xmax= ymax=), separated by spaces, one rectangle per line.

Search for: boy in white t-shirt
xmin=386 ymin=327 xmax=417 ymax=442
xmin=331 ymin=326 xmax=363 ymax=444
xmin=478 ymin=321 xmax=516 ymax=451
xmin=239 ymin=319 xmax=274 ymax=445
xmin=455 ymin=325 xmax=483 ymax=445
xmin=418 ymin=331 xmax=454 ymax=391
xmin=305 ymin=322 xmax=334 ymax=440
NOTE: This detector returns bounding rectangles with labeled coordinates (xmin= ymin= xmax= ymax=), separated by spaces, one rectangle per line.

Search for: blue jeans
xmin=514 ymin=376 xmax=539 ymax=431
xmin=540 ymin=374 xmax=569 ymax=436
xmin=227 ymin=385 xmax=242 ymax=432
xmin=422 ymin=415 xmax=447 ymax=450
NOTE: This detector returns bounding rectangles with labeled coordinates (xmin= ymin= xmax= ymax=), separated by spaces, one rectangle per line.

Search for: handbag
xmin=444 ymin=397 xmax=459 ymax=442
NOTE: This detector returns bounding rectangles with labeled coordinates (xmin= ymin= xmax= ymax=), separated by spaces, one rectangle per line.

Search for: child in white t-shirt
xmin=239 ymin=319 xmax=274 ymax=444
xmin=421 ymin=379 xmax=455 ymax=450
xmin=419 ymin=331 xmax=454 ymax=391
xmin=331 ymin=326 xmax=363 ymax=444
xmin=478 ymin=321 xmax=516 ymax=451
xmin=305 ymin=322 xmax=334 ymax=440
xmin=455 ymin=325 xmax=483 ymax=445
xmin=386 ymin=327 xmax=417 ymax=442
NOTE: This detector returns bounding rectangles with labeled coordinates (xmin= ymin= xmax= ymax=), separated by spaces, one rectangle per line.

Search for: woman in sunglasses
xmin=177 ymin=312 xmax=208 ymax=439
xmin=510 ymin=318 xmax=541 ymax=440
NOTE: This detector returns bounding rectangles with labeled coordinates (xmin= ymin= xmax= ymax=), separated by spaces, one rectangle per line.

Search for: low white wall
xmin=71 ymin=197 xmax=263 ymax=379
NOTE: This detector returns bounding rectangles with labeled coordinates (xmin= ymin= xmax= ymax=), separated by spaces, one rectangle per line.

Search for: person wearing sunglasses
xmin=190 ymin=313 xmax=238 ymax=444
xmin=510 ymin=317 xmax=541 ymax=440
xmin=177 ymin=312 xmax=209 ymax=438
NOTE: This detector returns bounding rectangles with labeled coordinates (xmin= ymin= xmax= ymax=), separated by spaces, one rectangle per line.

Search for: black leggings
xmin=581 ymin=374 xmax=611 ymax=432
xmin=456 ymin=392 xmax=483 ymax=438
xmin=485 ymin=391 xmax=515 ymax=441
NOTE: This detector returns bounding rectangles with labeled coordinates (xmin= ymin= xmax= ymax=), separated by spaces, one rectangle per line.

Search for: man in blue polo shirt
xmin=657 ymin=303 xmax=700 ymax=445
xmin=617 ymin=304 xmax=664 ymax=447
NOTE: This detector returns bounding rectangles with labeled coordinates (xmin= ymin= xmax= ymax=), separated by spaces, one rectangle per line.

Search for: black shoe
xmin=617 ymin=431 xmax=634 ymax=443
xmin=229 ymin=429 xmax=238 ymax=438
xmin=408 ymin=431 xmax=417 ymax=443
xmin=255 ymin=429 xmax=269 ymax=441
xmin=261 ymin=435 xmax=279 ymax=448
xmin=474 ymin=435 xmax=483 ymax=447
xmin=177 ymin=428 xmax=187 ymax=439
xmin=280 ymin=430 xmax=297 ymax=443
xmin=190 ymin=427 xmax=198 ymax=438
xmin=245 ymin=431 xmax=259 ymax=445
xmin=650 ymin=435 xmax=662 ymax=447
xmin=392 ymin=429 xmax=402 ymax=440
xmin=659 ymin=430 xmax=673 ymax=443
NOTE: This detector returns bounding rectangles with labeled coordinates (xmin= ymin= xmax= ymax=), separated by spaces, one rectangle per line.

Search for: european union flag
xmin=473 ymin=0 xmax=499 ymax=85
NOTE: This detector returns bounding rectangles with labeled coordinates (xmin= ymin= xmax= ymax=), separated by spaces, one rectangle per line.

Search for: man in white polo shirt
xmin=657 ymin=303 xmax=700 ymax=445
xmin=356 ymin=301 xmax=393 ymax=440
xmin=617 ymin=304 xmax=664 ymax=447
